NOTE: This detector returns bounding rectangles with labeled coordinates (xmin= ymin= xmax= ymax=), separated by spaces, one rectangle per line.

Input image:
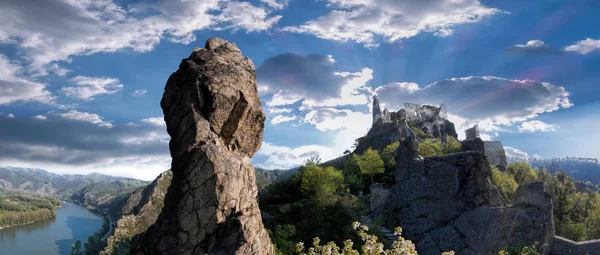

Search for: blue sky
xmin=0 ymin=0 xmax=599 ymax=180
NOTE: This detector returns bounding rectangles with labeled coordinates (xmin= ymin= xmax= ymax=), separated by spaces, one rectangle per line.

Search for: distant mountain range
xmin=0 ymin=167 xmax=149 ymax=201
xmin=509 ymin=157 xmax=600 ymax=185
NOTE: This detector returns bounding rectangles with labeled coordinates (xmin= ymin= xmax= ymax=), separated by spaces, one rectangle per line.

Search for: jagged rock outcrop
xmin=375 ymin=125 xmax=555 ymax=254
xmin=101 ymin=170 xmax=173 ymax=255
xmin=130 ymin=38 xmax=273 ymax=255
xmin=356 ymin=101 xmax=457 ymax=154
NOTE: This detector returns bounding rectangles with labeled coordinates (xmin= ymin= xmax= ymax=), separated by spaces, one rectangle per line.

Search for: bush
xmin=506 ymin=162 xmax=536 ymax=185
xmin=381 ymin=142 xmax=400 ymax=169
xmin=490 ymin=166 xmax=518 ymax=202
xmin=296 ymin=222 xmax=455 ymax=255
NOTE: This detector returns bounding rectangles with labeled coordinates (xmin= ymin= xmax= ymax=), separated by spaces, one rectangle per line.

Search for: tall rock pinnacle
xmin=129 ymin=38 xmax=273 ymax=255
xmin=373 ymin=95 xmax=383 ymax=124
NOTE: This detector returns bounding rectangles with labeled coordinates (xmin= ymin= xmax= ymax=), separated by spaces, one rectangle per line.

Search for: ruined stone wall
xmin=465 ymin=125 xmax=480 ymax=140
xmin=484 ymin=141 xmax=508 ymax=170
xmin=551 ymin=236 xmax=600 ymax=254
xmin=404 ymin=103 xmax=446 ymax=123
xmin=369 ymin=184 xmax=390 ymax=212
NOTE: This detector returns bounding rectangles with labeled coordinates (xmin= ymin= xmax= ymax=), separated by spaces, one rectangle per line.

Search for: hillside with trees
xmin=0 ymin=188 xmax=61 ymax=228
xmin=0 ymin=167 xmax=149 ymax=199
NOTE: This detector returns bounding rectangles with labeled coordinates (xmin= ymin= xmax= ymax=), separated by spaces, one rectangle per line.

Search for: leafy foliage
xmin=418 ymin=137 xmax=462 ymax=157
xmin=506 ymin=162 xmax=537 ymax=185
xmin=296 ymin=221 xmax=455 ymax=255
xmin=300 ymin=161 xmax=345 ymax=205
xmin=261 ymin=157 xmax=368 ymax=253
xmin=492 ymin=162 xmax=600 ymax=241
xmin=381 ymin=142 xmax=399 ymax=169
xmin=357 ymin=148 xmax=385 ymax=184
xmin=490 ymin=166 xmax=518 ymax=202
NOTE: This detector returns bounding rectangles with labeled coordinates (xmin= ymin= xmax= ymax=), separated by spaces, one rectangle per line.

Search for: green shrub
xmin=490 ymin=166 xmax=518 ymax=202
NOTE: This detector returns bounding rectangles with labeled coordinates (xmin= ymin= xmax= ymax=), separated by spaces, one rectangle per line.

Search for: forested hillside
xmin=0 ymin=167 xmax=149 ymax=199
xmin=0 ymin=188 xmax=61 ymax=228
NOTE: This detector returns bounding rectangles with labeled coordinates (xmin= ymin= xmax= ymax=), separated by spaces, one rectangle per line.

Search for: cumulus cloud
xmin=0 ymin=112 xmax=170 ymax=180
xmin=58 ymin=110 xmax=114 ymax=128
xmin=375 ymin=76 xmax=572 ymax=133
xmin=142 ymin=117 xmax=166 ymax=126
xmin=0 ymin=54 xmax=53 ymax=105
xmin=133 ymin=89 xmax=148 ymax=96
xmin=509 ymin=40 xmax=557 ymax=54
xmin=255 ymin=142 xmax=338 ymax=169
xmin=303 ymin=108 xmax=370 ymax=133
xmin=282 ymin=0 xmax=504 ymax=47
xmin=0 ymin=0 xmax=282 ymax=73
xmin=518 ymin=120 xmax=558 ymax=133
xmin=258 ymin=53 xmax=372 ymax=107
xmin=62 ymin=76 xmax=124 ymax=100
xmin=504 ymin=146 xmax=531 ymax=159
xmin=564 ymin=38 xmax=600 ymax=55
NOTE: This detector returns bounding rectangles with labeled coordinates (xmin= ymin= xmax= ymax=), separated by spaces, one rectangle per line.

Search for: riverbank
xmin=0 ymin=201 xmax=105 ymax=255
xmin=0 ymin=214 xmax=55 ymax=230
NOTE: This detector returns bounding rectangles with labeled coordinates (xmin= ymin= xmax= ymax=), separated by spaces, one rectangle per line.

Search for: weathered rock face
xmin=130 ymin=38 xmax=273 ymax=255
xmin=376 ymin=131 xmax=555 ymax=254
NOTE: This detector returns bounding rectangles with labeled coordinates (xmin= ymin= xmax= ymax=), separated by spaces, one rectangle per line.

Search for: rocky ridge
xmin=129 ymin=38 xmax=273 ymax=255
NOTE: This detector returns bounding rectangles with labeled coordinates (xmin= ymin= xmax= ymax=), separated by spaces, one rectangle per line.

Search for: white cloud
xmin=260 ymin=0 xmax=288 ymax=10
xmin=265 ymin=107 xmax=293 ymax=115
xmin=270 ymin=115 xmax=297 ymax=125
xmin=267 ymin=91 xmax=303 ymax=107
xmin=214 ymin=1 xmax=282 ymax=32
xmin=518 ymin=120 xmax=558 ymax=133
xmin=302 ymin=68 xmax=373 ymax=108
xmin=142 ymin=117 xmax=166 ymax=126
xmin=303 ymin=108 xmax=370 ymax=133
xmin=255 ymin=142 xmax=338 ymax=169
xmin=0 ymin=113 xmax=171 ymax=180
xmin=514 ymin=40 xmax=546 ymax=49
xmin=62 ymin=76 xmax=124 ymax=100
xmin=58 ymin=110 xmax=113 ymax=128
xmin=258 ymin=54 xmax=373 ymax=108
xmin=133 ymin=89 xmax=148 ymax=96
xmin=564 ymin=38 xmax=600 ymax=54
xmin=7 ymin=113 xmax=15 ymax=118
xmin=0 ymin=0 xmax=282 ymax=74
xmin=0 ymin=54 xmax=53 ymax=105
xmin=504 ymin=146 xmax=530 ymax=159
xmin=283 ymin=0 xmax=504 ymax=47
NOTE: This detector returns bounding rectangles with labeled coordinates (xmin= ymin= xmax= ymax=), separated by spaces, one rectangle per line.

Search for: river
xmin=0 ymin=201 xmax=104 ymax=255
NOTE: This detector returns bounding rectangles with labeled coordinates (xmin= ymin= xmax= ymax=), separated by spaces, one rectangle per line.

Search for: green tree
xmin=300 ymin=163 xmax=345 ymax=205
xmin=419 ymin=139 xmax=442 ymax=157
xmin=71 ymin=240 xmax=83 ymax=255
xmin=506 ymin=162 xmax=536 ymax=184
xmin=357 ymin=148 xmax=385 ymax=184
xmin=381 ymin=142 xmax=400 ymax=169
xmin=343 ymin=154 xmax=361 ymax=176
xmin=270 ymin=224 xmax=298 ymax=255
